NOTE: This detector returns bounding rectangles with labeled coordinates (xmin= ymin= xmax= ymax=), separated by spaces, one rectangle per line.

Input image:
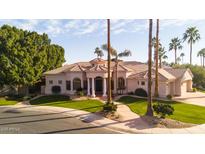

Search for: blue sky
xmin=0 ymin=19 xmax=205 ymax=65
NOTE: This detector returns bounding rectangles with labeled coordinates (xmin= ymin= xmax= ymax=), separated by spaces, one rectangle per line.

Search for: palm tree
xmin=94 ymin=47 xmax=104 ymax=58
xmin=107 ymin=19 xmax=112 ymax=104
xmin=158 ymin=47 xmax=167 ymax=68
xmin=146 ymin=19 xmax=154 ymax=116
xmin=183 ymin=27 xmax=201 ymax=65
xmin=152 ymin=37 xmax=162 ymax=64
xmin=176 ymin=57 xmax=181 ymax=64
xmin=101 ymin=44 xmax=131 ymax=94
xmin=197 ymin=48 xmax=205 ymax=67
xmin=154 ymin=19 xmax=159 ymax=97
xmin=169 ymin=37 xmax=183 ymax=64
xmin=197 ymin=49 xmax=203 ymax=66
xmin=180 ymin=53 xmax=185 ymax=64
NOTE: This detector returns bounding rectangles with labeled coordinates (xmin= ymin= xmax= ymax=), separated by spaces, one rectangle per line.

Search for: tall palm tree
xmin=158 ymin=47 xmax=167 ymax=68
xmin=107 ymin=19 xmax=112 ymax=104
xmin=169 ymin=37 xmax=183 ymax=64
xmin=101 ymin=44 xmax=131 ymax=94
xmin=197 ymin=49 xmax=203 ymax=66
xmin=154 ymin=19 xmax=159 ymax=97
xmin=183 ymin=27 xmax=201 ymax=65
xmin=146 ymin=19 xmax=153 ymax=116
xmin=94 ymin=47 xmax=104 ymax=58
xmin=152 ymin=37 xmax=161 ymax=64
xmin=180 ymin=53 xmax=185 ymax=64
xmin=197 ymin=48 xmax=205 ymax=67
xmin=176 ymin=57 xmax=181 ymax=64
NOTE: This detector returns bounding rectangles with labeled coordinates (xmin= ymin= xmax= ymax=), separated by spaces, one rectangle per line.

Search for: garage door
xmin=181 ymin=82 xmax=187 ymax=96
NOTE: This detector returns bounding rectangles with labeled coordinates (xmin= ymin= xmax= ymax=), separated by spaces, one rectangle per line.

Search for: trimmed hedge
xmin=51 ymin=85 xmax=61 ymax=94
xmin=135 ymin=88 xmax=148 ymax=97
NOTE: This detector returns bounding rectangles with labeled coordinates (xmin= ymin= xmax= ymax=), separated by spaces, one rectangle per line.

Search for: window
xmin=49 ymin=80 xmax=53 ymax=84
xmin=66 ymin=80 xmax=71 ymax=90
xmin=118 ymin=77 xmax=125 ymax=89
xmin=141 ymin=81 xmax=145 ymax=86
xmin=58 ymin=80 xmax=62 ymax=84
xmin=73 ymin=78 xmax=81 ymax=90
xmin=137 ymin=81 xmax=139 ymax=85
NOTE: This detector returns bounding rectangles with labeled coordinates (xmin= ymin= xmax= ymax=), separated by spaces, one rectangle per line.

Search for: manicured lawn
xmin=0 ymin=97 xmax=18 ymax=106
xmin=118 ymin=96 xmax=205 ymax=124
xmin=30 ymin=95 xmax=104 ymax=113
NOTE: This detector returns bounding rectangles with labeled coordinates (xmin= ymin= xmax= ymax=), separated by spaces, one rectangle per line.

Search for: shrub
xmin=128 ymin=91 xmax=134 ymax=95
xmin=135 ymin=88 xmax=148 ymax=97
xmin=51 ymin=86 xmax=61 ymax=94
xmin=77 ymin=91 xmax=84 ymax=96
xmin=166 ymin=94 xmax=172 ymax=100
xmin=103 ymin=103 xmax=117 ymax=112
xmin=192 ymin=88 xmax=197 ymax=92
xmin=153 ymin=103 xmax=174 ymax=118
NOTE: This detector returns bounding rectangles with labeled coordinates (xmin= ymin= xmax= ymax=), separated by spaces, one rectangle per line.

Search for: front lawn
xmin=118 ymin=96 xmax=205 ymax=124
xmin=0 ymin=97 xmax=18 ymax=106
xmin=30 ymin=95 xmax=104 ymax=113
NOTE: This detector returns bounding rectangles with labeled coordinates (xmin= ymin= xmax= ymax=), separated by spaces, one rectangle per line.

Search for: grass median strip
xmin=117 ymin=96 xmax=205 ymax=124
xmin=30 ymin=95 xmax=104 ymax=113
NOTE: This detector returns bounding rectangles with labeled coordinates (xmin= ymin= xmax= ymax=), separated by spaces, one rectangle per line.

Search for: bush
xmin=153 ymin=103 xmax=174 ymax=118
xmin=77 ymin=91 xmax=84 ymax=96
xmin=128 ymin=91 xmax=134 ymax=95
xmin=51 ymin=86 xmax=61 ymax=94
xmin=103 ymin=103 xmax=117 ymax=112
xmin=166 ymin=94 xmax=172 ymax=100
xmin=135 ymin=88 xmax=148 ymax=97
xmin=192 ymin=88 xmax=197 ymax=92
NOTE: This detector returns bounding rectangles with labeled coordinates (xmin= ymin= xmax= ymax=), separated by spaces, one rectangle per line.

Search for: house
xmin=42 ymin=58 xmax=193 ymax=98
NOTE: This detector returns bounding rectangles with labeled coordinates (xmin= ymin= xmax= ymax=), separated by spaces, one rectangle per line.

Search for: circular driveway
xmin=0 ymin=106 xmax=121 ymax=134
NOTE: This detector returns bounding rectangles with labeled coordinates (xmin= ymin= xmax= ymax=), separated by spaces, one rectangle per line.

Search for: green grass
xmin=118 ymin=96 xmax=205 ymax=124
xmin=0 ymin=97 xmax=18 ymax=106
xmin=30 ymin=95 xmax=104 ymax=113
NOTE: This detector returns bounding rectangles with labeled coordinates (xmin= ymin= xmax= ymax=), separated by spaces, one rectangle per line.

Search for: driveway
xmin=0 ymin=105 xmax=121 ymax=134
xmin=173 ymin=92 xmax=205 ymax=107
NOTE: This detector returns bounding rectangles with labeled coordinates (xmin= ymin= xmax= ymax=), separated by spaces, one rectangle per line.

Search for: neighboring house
xmin=42 ymin=58 xmax=193 ymax=98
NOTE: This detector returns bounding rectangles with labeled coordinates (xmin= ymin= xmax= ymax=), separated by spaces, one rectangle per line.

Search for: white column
xmin=103 ymin=78 xmax=107 ymax=97
xmin=87 ymin=78 xmax=90 ymax=96
xmin=91 ymin=78 xmax=95 ymax=97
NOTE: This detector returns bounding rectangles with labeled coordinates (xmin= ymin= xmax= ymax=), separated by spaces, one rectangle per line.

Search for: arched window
xmin=118 ymin=77 xmax=125 ymax=89
xmin=73 ymin=78 xmax=81 ymax=90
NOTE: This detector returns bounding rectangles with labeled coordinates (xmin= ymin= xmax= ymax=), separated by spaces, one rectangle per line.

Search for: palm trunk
xmin=115 ymin=58 xmax=118 ymax=95
xmin=190 ymin=42 xmax=192 ymax=65
xmin=154 ymin=19 xmax=159 ymax=97
xmin=203 ymin=55 xmax=205 ymax=68
xmin=201 ymin=56 xmax=202 ymax=66
xmin=175 ymin=48 xmax=177 ymax=64
xmin=107 ymin=19 xmax=112 ymax=103
xmin=146 ymin=19 xmax=154 ymax=116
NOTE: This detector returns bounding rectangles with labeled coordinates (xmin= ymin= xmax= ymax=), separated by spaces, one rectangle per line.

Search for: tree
xmin=0 ymin=25 xmax=65 ymax=94
xmin=107 ymin=19 xmax=112 ymax=104
xmin=146 ymin=19 xmax=154 ymax=116
xmin=180 ymin=53 xmax=185 ymax=64
xmin=101 ymin=44 xmax=131 ymax=94
xmin=197 ymin=48 xmax=205 ymax=67
xmin=169 ymin=37 xmax=183 ymax=64
xmin=94 ymin=47 xmax=104 ymax=58
xmin=158 ymin=47 xmax=167 ymax=68
xmin=176 ymin=57 xmax=181 ymax=64
xmin=154 ymin=19 xmax=159 ymax=97
xmin=183 ymin=27 xmax=201 ymax=64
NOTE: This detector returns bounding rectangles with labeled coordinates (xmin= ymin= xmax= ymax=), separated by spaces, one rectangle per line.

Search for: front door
xmin=95 ymin=77 xmax=103 ymax=94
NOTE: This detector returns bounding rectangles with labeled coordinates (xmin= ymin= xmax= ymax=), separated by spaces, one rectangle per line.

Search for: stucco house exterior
xmin=42 ymin=58 xmax=193 ymax=98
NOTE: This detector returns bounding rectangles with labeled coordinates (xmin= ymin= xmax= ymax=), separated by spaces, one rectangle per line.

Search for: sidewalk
xmin=6 ymin=103 xmax=205 ymax=134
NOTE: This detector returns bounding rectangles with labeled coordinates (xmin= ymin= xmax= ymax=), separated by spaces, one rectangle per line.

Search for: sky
xmin=0 ymin=19 xmax=205 ymax=65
